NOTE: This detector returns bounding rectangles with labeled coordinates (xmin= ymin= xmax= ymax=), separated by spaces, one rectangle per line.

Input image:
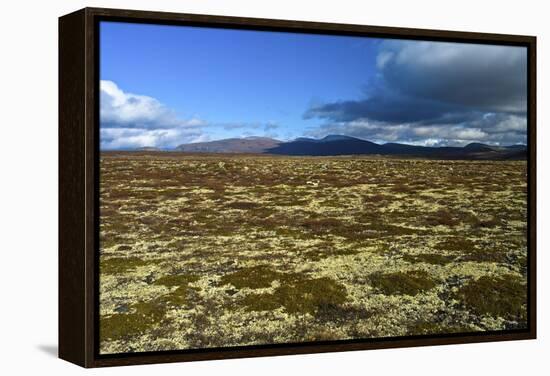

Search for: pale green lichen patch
xmin=100 ymin=257 xmax=149 ymax=274
xmin=402 ymin=253 xmax=455 ymax=265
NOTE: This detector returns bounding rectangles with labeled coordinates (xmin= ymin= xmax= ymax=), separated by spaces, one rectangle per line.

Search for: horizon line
xmin=100 ymin=134 xmax=527 ymax=151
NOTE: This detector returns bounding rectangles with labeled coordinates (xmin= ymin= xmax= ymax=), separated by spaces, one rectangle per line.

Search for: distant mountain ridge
xmin=173 ymin=135 xmax=526 ymax=160
xmin=294 ymin=135 xmax=359 ymax=143
xmin=176 ymin=136 xmax=281 ymax=153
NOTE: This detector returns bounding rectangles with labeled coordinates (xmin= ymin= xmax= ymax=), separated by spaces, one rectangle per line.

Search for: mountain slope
xmin=266 ymin=136 xmax=385 ymax=156
xmin=176 ymin=137 xmax=281 ymax=153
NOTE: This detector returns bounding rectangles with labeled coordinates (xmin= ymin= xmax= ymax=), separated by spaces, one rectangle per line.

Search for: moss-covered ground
xmin=98 ymin=152 xmax=528 ymax=354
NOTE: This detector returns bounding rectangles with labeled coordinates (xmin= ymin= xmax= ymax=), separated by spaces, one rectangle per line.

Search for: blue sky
xmin=100 ymin=21 xmax=527 ymax=150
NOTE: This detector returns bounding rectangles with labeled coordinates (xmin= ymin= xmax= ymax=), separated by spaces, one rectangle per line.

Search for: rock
xmin=114 ymin=304 xmax=129 ymax=313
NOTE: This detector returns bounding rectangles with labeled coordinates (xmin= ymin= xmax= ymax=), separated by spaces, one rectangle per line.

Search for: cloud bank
xmin=305 ymin=40 xmax=527 ymax=146
xmin=100 ymin=80 xmax=206 ymax=149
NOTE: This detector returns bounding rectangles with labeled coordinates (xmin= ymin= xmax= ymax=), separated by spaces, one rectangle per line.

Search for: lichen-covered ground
xmin=99 ymin=152 xmax=528 ymax=354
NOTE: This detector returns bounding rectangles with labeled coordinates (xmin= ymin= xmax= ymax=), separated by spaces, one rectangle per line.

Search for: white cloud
xmin=100 ymin=80 xmax=207 ymax=149
xmin=415 ymin=138 xmax=445 ymax=147
xmin=490 ymin=114 xmax=526 ymax=132
xmin=306 ymin=113 xmax=526 ymax=147
xmin=413 ymin=126 xmax=487 ymax=140
xmin=376 ymin=51 xmax=394 ymax=69
xmin=100 ymin=127 xmax=209 ymax=150
xmin=100 ymin=80 xmax=203 ymax=129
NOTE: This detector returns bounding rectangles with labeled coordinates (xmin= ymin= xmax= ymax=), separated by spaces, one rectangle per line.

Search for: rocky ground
xmin=99 ymin=152 xmax=528 ymax=354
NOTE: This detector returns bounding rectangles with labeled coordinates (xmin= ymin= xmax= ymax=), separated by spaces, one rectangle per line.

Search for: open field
xmin=99 ymin=152 xmax=528 ymax=354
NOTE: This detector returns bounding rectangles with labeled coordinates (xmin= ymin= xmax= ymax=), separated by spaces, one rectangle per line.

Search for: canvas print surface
xmin=98 ymin=21 xmax=528 ymax=354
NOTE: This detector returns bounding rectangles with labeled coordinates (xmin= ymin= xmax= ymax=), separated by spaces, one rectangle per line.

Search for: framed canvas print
xmin=59 ymin=7 xmax=536 ymax=367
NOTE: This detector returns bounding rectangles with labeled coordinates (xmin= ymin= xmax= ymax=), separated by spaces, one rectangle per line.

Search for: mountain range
xmin=173 ymin=135 xmax=526 ymax=160
xmin=175 ymin=136 xmax=280 ymax=154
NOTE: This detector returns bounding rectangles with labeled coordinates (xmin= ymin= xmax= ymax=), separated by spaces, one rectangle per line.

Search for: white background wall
xmin=1 ymin=0 xmax=547 ymax=374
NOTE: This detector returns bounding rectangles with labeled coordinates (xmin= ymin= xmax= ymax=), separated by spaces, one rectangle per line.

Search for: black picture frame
xmin=59 ymin=7 xmax=537 ymax=368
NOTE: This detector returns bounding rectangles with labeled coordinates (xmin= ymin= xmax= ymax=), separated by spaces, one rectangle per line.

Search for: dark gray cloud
xmin=305 ymin=40 xmax=527 ymax=146
xmin=378 ymin=41 xmax=527 ymax=113
xmin=305 ymin=90 xmax=469 ymax=124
